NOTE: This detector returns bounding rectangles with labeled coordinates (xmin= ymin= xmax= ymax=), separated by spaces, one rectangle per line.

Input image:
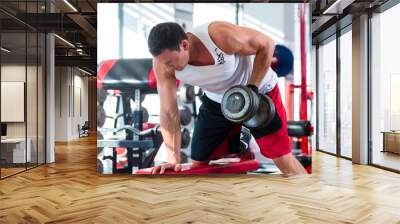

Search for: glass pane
xmin=1 ymin=30 xmax=27 ymax=177
xmin=317 ymin=37 xmax=337 ymax=154
xmin=38 ymin=32 xmax=45 ymax=165
xmin=340 ymin=29 xmax=352 ymax=158
xmin=371 ymin=4 xmax=400 ymax=171
xmin=27 ymin=30 xmax=38 ymax=169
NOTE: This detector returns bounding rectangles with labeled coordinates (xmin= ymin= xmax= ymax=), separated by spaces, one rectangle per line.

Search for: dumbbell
xmin=180 ymin=84 xmax=195 ymax=103
xmin=221 ymin=85 xmax=275 ymax=129
xmin=271 ymin=44 xmax=294 ymax=77
xmin=179 ymin=106 xmax=192 ymax=126
xmin=181 ymin=127 xmax=191 ymax=149
xmin=97 ymin=105 xmax=106 ymax=127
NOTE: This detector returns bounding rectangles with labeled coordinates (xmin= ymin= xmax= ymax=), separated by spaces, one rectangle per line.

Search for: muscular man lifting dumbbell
xmin=148 ymin=21 xmax=306 ymax=175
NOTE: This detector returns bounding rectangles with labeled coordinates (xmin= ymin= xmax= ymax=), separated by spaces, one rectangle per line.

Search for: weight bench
xmin=134 ymin=159 xmax=260 ymax=175
xmin=287 ymin=120 xmax=313 ymax=173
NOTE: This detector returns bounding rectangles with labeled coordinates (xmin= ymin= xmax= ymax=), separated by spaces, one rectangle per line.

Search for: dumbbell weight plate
xmin=179 ymin=106 xmax=192 ymax=126
xmin=97 ymin=105 xmax=106 ymax=127
xmin=181 ymin=127 xmax=191 ymax=149
xmin=272 ymin=44 xmax=294 ymax=77
xmin=243 ymin=94 xmax=275 ymax=129
xmin=221 ymin=86 xmax=257 ymax=123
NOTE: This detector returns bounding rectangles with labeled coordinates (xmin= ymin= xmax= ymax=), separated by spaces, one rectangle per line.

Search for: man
xmin=147 ymin=21 xmax=307 ymax=175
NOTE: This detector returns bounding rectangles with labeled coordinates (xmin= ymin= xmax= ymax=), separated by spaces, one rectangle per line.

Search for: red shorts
xmin=190 ymin=85 xmax=291 ymax=161
xmin=254 ymin=85 xmax=291 ymax=159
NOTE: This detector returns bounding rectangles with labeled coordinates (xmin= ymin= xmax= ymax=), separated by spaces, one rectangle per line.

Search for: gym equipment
xmin=97 ymin=124 xmax=164 ymax=171
xmin=97 ymin=123 xmax=191 ymax=170
xmin=179 ymin=105 xmax=192 ymax=126
xmin=97 ymin=105 xmax=106 ymax=127
xmin=287 ymin=120 xmax=313 ymax=137
xmin=134 ymin=159 xmax=259 ymax=174
xmin=112 ymin=107 xmax=149 ymax=131
xmin=97 ymin=58 xmax=162 ymax=173
xmin=180 ymin=84 xmax=195 ymax=104
xmin=97 ymin=58 xmax=192 ymax=173
xmin=181 ymin=127 xmax=191 ymax=149
xmin=221 ymin=85 xmax=276 ymax=128
xmin=98 ymin=58 xmax=261 ymax=174
xmin=271 ymin=44 xmax=294 ymax=77
xmin=281 ymin=5 xmax=313 ymax=174
xmin=134 ymin=125 xmax=258 ymax=175
xmin=287 ymin=120 xmax=313 ymax=172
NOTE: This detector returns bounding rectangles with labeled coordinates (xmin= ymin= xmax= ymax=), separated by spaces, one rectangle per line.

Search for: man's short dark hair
xmin=148 ymin=22 xmax=188 ymax=56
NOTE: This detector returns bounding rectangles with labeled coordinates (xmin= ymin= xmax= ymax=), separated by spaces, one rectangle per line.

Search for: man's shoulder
xmin=209 ymin=22 xmax=240 ymax=55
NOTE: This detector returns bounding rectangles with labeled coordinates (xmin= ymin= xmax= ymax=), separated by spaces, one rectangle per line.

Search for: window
xmin=339 ymin=28 xmax=352 ymax=158
xmin=0 ymin=1 xmax=46 ymax=179
xmin=317 ymin=37 xmax=337 ymax=154
xmin=370 ymin=3 xmax=400 ymax=171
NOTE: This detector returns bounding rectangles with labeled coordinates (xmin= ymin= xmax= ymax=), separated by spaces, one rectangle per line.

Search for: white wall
xmin=54 ymin=67 xmax=89 ymax=141
xmin=1 ymin=65 xmax=40 ymax=137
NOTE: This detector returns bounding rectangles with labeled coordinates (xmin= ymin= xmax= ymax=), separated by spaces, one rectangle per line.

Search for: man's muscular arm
xmin=210 ymin=21 xmax=275 ymax=87
xmin=151 ymin=60 xmax=182 ymax=174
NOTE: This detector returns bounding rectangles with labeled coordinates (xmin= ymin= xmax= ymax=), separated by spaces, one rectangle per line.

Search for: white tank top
xmin=175 ymin=22 xmax=278 ymax=103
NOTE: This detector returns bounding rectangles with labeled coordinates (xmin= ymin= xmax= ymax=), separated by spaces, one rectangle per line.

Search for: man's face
xmin=155 ymin=40 xmax=189 ymax=71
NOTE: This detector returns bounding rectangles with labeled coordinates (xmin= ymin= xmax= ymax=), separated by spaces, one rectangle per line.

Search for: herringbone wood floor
xmin=1 ymin=135 xmax=400 ymax=224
